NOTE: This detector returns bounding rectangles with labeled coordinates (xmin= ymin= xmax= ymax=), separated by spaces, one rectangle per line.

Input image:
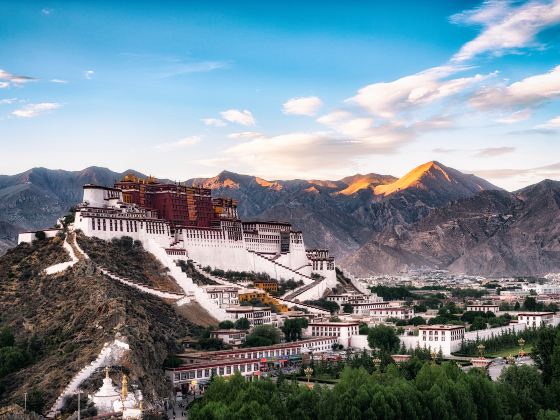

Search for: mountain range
xmin=0 ymin=161 xmax=558 ymax=276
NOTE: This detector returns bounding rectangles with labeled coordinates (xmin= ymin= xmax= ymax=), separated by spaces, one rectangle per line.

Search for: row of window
xmin=91 ymin=218 xmax=139 ymax=233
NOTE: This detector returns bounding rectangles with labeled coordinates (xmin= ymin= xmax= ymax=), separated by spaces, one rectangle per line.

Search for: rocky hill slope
xmin=343 ymin=180 xmax=560 ymax=276
xmin=0 ymin=236 xmax=197 ymax=413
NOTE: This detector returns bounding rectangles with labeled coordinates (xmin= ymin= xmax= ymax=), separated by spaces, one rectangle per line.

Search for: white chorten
xmin=92 ymin=367 xmax=120 ymax=414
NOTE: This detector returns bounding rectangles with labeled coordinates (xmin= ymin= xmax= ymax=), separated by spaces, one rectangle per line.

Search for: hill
xmin=343 ymin=179 xmax=560 ymax=276
xmin=0 ymin=236 xmax=197 ymax=413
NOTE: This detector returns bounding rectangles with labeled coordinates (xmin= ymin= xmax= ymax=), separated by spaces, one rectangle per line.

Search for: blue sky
xmin=1 ymin=0 xmax=559 ymax=190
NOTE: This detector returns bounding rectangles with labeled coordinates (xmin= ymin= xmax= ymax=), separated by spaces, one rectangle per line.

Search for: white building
xmin=522 ymin=284 xmax=560 ymax=295
xmin=517 ymin=312 xmax=556 ymax=328
xmin=224 ymin=306 xmax=272 ymax=327
xmin=306 ymin=321 xmax=360 ymax=347
xmin=369 ymin=307 xmax=414 ymax=321
xmin=209 ymin=329 xmax=247 ymax=346
xmin=466 ymin=304 xmax=500 ymax=313
xmin=349 ymin=301 xmax=391 ymax=316
xmin=202 ymin=285 xmax=240 ymax=307
xmin=416 ymin=325 xmax=466 ymax=355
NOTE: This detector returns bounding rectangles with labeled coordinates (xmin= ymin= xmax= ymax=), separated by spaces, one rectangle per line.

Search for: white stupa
xmin=92 ymin=367 xmax=120 ymax=414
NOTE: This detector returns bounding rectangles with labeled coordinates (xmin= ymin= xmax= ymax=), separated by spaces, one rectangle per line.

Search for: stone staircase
xmin=47 ymin=339 xmax=130 ymax=418
xmin=98 ymin=267 xmax=185 ymax=300
xmin=283 ymin=276 xmax=324 ymax=300
xmin=248 ymin=250 xmax=315 ymax=284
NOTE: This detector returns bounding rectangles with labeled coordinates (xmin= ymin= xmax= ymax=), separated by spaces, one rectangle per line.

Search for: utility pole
xmin=77 ymin=390 xmax=81 ymax=420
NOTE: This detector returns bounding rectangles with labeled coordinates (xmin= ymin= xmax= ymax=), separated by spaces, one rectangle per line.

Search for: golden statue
xmin=121 ymin=374 xmax=128 ymax=401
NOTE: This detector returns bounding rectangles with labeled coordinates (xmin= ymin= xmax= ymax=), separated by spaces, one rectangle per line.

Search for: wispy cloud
xmin=0 ymin=69 xmax=36 ymax=88
xmin=50 ymin=78 xmax=69 ymax=84
xmin=347 ymin=66 xmax=493 ymax=118
xmin=283 ymin=96 xmax=323 ymax=116
xmin=41 ymin=8 xmax=53 ymax=15
xmin=471 ymin=65 xmax=560 ymax=111
xmin=155 ymin=61 xmax=228 ymax=78
xmin=227 ymin=131 xmax=265 ymax=140
xmin=220 ymin=109 xmax=256 ymax=126
xmin=451 ymin=0 xmax=560 ymax=62
xmin=0 ymin=98 xmax=18 ymax=105
xmin=472 ymin=162 xmax=560 ymax=182
xmin=434 ymin=146 xmax=516 ymax=157
xmin=155 ymin=136 xmax=201 ymax=151
xmin=496 ymin=109 xmax=532 ymax=124
xmin=202 ymin=118 xmax=226 ymax=127
xmin=11 ymin=102 xmax=61 ymax=118
xmin=83 ymin=70 xmax=95 ymax=80
xmin=473 ymin=146 xmax=516 ymax=157
xmin=536 ymin=115 xmax=560 ymax=129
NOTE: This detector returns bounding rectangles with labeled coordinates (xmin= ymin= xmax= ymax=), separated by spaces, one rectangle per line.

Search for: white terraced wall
xmin=44 ymin=234 xmax=80 ymax=275
xmin=47 ymin=339 xmax=130 ymax=418
xmin=99 ymin=268 xmax=184 ymax=300
xmin=274 ymin=297 xmax=329 ymax=315
xmin=145 ymin=239 xmax=228 ymax=320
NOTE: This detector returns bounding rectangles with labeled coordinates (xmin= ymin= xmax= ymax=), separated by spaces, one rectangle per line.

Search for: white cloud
xmin=0 ymin=98 xmax=18 ymax=105
xmin=316 ymin=110 xmax=353 ymax=125
xmin=473 ymin=146 xmax=516 ymax=157
xmin=155 ymin=61 xmax=228 ymax=78
xmin=220 ymin=109 xmax=256 ymax=126
xmin=50 ymin=78 xmax=69 ymax=84
xmin=155 ymin=136 xmax=201 ymax=151
xmin=452 ymin=0 xmax=560 ymax=62
xmin=472 ymin=162 xmax=560 ymax=181
xmin=11 ymin=102 xmax=61 ymax=118
xmin=41 ymin=8 xmax=53 ymax=15
xmin=282 ymin=96 xmax=323 ymax=116
xmin=536 ymin=115 xmax=560 ymax=129
xmin=0 ymin=69 xmax=35 ymax=88
xmin=84 ymin=70 xmax=95 ymax=80
xmin=471 ymin=65 xmax=560 ymax=109
xmin=227 ymin=131 xmax=265 ymax=139
xmin=496 ymin=109 xmax=532 ymax=124
xmin=347 ymin=66 xmax=491 ymax=118
xmin=202 ymin=118 xmax=226 ymax=127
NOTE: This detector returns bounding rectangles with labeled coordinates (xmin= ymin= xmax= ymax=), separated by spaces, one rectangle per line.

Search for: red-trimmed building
xmin=114 ymin=174 xmax=216 ymax=227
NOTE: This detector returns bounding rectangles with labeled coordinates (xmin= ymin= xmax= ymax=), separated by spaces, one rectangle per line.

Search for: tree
xmin=282 ymin=318 xmax=308 ymax=342
xmin=367 ymin=325 xmax=400 ymax=353
xmin=218 ymin=320 xmax=235 ymax=330
xmin=408 ymin=316 xmax=426 ymax=326
xmin=524 ymin=296 xmax=539 ymax=311
xmin=0 ymin=327 xmax=15 ymax=348
xmin=342 ymin=303 xmax=354 ymax=314
xmin=533 ymin=326 xmax=556 ymax=382
xmin=359 ymin=323 xmax=369 ymax=335
xmin=469 ymin=317 xmax=487 ymax=331
xmin=234 ymin=318 xmax=250 ymax=330
xmin=243 ymin=325 xmax=282 ymax=347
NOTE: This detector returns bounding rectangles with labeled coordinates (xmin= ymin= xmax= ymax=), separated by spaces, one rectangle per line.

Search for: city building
xmin=416 ymin=325 xmax=466 ymax=355
xmin=167 ymin=337 xmax=339 ymax=389
xmin=209 ymin=329 xmax=247 ymax=346
xmin=369 ymin=307 xmax=414 ymax=321
xmin=224 ymin=306 xmax=272 ymax=327
xmin=254 ymin=279 xmax=279 ymax=293
xmin=306 ymin=321 xmax=360 ymax=347
xmin=517 ymin=312 xmax=557 ymax=328
xmin=466 ymin=304 xmax=500 ymax=313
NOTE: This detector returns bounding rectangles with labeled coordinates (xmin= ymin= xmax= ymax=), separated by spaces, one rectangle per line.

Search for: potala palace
xmin=75 ymin=175 xmax=336 ymax=286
